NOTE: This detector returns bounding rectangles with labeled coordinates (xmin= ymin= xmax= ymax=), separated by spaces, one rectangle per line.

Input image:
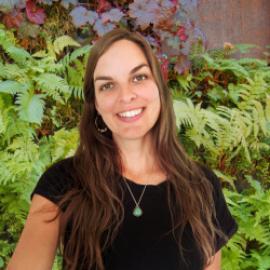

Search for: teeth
xmin=118 ymin=108 xmax=143 ymax=118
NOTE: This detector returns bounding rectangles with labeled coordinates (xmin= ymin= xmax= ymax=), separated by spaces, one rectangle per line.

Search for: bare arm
xmin=6 ymin=194 xmax=60 ymax=270
xmin=204 ymin=250 xmax=221 ymax=270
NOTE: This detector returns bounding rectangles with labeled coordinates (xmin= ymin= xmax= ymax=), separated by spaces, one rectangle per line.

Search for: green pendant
xmin=133 ymin=206 xmax=143 ymax=217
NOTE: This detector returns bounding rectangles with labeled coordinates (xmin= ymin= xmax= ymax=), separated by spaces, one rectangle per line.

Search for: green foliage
xmin=0 ymin=24 xmax=89 ymax=125
xmin=0 ymin=24 xmax=270 ymax=270
xmin=0 ymin=25 xmax=81 ymax=268
xmin=222 ymin=177 xmax=270 ymax=270
xmin=173 ymin=48 xmax=270 ymax=269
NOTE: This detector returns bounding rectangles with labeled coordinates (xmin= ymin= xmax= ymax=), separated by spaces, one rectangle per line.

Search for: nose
xmin=118 ymin=84 xmax=137 ymax=103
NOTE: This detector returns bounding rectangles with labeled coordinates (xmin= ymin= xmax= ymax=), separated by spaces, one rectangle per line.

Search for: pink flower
xmin=26 ymin=0 xmax=46 ymax=25
xmin=97 ymin=0 xmax=112 ymax=13
xmin=177 ymin=26 xmax=188 ymax=42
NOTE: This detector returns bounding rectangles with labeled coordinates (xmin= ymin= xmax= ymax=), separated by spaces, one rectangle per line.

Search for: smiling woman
xmin=94 ymin=39 xmax=160 ymax=141
xmin=7 ymin=29 xmax=237 ymax=270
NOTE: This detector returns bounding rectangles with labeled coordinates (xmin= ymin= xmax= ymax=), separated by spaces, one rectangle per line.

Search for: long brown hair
xmin=58 ymin=28 xmax=223 ymax=269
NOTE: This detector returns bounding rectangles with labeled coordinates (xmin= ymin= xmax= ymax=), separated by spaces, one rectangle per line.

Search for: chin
xmin=113 ymin=128 xmax=154 ymax=142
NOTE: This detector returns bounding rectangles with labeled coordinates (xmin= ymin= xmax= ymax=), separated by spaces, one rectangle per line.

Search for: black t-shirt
xmin=31 ymin=157 xmax=238 ymax=270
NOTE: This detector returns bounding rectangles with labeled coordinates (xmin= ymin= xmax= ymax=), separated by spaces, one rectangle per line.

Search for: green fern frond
xmin=5 ymin=46 xmax=31 ymax=64
xmin=15 ymin=92 xmax=45 ymax=124
xmin=0 ymin=80 xmax=28 ymax=95
xmin=32 ymin=50 xmax=48 ymax=58
xmin=208 ymin=48 xmax=227 ymax=60
xmin=266 ymin=96 xmax=270 ymax=122
xmin=0 ymin=63 xmax=27 ymax=80
xmin=35 ymin=73 xmax=70 ymax=97
xmin=222 ymin=233 xmax=246 ymax=270
xmin=251 ymin=100 xmax=268 ymax=136
xmin=0 ymin=111 xmax=4 ymax=135
xmin=238 ymin=58 xmax=268 ymax=68
xmin=0 ymin=30 xmax=31 ymax=64
xmin=0 ymin=106 xmax=35 ymax=144
xmin=66 ymin=65 xmax=84 ymax=99
xmin=173 ymin=99 xmax=217 ymax=150
xmin=69 ymin=45 xmax=91 ymax=62
xmin=0 ymin=152 xmax=15 ymax=184
xmin=59 ymin=44 xmax=91 ymax=68
xmin=69 ymin=86 xmax=83 ymax=100
xmin=51 ymin=128 xmax=79 ymax=162
xmin=0 ymin=25 xmax=14 ymax=40
xmin=53 ymin=35 xmax=80 ymax=55
xmin=234 ymin=43 xmax=259 ymax=54
xmin=45 ymin=39 xmax=57 ymax=60
xmin=218 ymin=59 xmax=249 ymax=78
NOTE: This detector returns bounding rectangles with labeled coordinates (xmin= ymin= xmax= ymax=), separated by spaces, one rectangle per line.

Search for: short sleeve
xmin=200 ymin=165 xmax=238 ymax=252
xmin=31 ymin=157 xmax=75 ymax=205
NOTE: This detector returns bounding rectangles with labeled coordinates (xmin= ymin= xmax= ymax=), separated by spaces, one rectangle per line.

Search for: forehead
xmin=94 ymin=39 xmax=149 ymax=77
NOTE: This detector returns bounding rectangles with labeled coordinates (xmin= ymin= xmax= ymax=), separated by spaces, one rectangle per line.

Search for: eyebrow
xmin=94 ymin=63 xmax=149 ymax=82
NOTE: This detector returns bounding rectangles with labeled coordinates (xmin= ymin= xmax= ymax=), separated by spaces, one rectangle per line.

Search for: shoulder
xmin=31 ymin=156 xmax=76 ymax=205
xmin=43 ymin=156 xmax=75 ymax=177
xmin=195 ymin=162 xmax=222 ymax=197
xmin=195 ymin=162 xmax=238 ymax=249
xmin=39 ymin=157 xmax=76 ymax=190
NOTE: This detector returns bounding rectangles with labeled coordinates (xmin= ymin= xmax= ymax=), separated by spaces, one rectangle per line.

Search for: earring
xmin=95 ymin=115 xmax=108 ymax=133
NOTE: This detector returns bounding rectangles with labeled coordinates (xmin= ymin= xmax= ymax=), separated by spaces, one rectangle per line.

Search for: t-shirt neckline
xmin=121 ymin=176 xmax=168 ymax=188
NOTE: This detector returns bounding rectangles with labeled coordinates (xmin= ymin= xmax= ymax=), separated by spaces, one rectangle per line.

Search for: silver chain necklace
xmin=122 ymin=177 xmax=147 ymax=217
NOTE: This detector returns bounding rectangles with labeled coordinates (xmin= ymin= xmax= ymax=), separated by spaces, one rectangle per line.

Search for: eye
xmin=133 ymin=74 xmax=148 ymax=83
xmin=100 ymin=82 xmax=114 ymax=91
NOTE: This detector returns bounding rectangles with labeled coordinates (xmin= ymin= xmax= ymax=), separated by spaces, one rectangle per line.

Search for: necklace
xmin=122 ymin=177 xmax=147 ymax=217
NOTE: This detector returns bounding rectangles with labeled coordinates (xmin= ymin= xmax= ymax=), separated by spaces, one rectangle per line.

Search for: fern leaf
xmin=253 ymin=100 xmax=267 ymax=136
xmin=69 ymin=44 xmax=91 ymax=62
xmin=0 ymin=80 xmax=28 ymax=95
xmin=15 ymin=92 xmax=45 ymax=124
xmin=59 ymin=44 xmax=91 ymax=67
xmin=51 ymin=128 xmax=79 ymax=162
xmin=238 ymin=58 xmax=267 ymax=68
xmin=5 ymin=46 xmax=31 ymax=64
xmin=0 ymin=63 xmax=27 ymax=80
xmin=266 ymin=96 xmax=270 ymax=122
xmin=250 ymin=251 xmax=270 ymax=270
xmin=53 ymin=35 xmax=80 ymax=55
xmin=35 ymin=73 xmax=70 ymax=96
xmin=32 ymin=50 xmax=48 ymax=58
xmin=0 ymin=110 xmax=5 ymax=135
xmin=234 ymin=43 xmax=258 ymax=54
xmin=69 ymin=85 xmax=83 ymax=100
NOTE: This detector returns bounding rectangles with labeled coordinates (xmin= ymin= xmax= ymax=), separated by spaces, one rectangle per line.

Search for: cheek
xmin=95 ymin=96 xmax=116 ymax=115
xmin=140 ymin=83 xmax=160 ymax=102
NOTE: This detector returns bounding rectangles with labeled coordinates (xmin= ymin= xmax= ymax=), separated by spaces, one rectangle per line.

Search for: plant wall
xmin=0 ymin=1 xmax=270 ymax=269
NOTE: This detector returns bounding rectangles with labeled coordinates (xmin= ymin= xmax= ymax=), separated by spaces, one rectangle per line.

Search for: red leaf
xmin=3 ymin=10 xmax=24 ymax=29
xmin=26 ymin=0 xmax=46 ymax=25
xmin=97 ymin=0 xmax=111 ymax=13
xmin=160 ymin=57 xmax=169 ymax=82
xmin=177 ymin=26 xmax=188 ymax=41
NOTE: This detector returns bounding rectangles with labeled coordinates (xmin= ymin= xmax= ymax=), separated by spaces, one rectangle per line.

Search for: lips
xmin=116 ymin=107 xmax=145 ymax=122
xmin=117 ymin=108 xmax=143 ymax=118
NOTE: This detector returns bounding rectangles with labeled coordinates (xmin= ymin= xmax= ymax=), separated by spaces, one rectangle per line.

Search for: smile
xmin=117 ymin=108 xmax=144 ymax=118
xmin=116 ymin=107 xmax=145 ymax=123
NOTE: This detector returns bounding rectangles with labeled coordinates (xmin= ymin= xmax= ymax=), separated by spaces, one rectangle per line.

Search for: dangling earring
xmin=95 ymin=115 xmax=108 ymax=133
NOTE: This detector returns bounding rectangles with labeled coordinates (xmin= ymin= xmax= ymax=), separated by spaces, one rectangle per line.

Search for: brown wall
xmin=196 ymin=0 xmax=270 ymax=58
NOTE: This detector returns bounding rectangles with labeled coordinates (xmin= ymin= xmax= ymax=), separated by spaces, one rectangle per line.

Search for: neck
xmin=114 ymin=134 xmax=160 ymax=179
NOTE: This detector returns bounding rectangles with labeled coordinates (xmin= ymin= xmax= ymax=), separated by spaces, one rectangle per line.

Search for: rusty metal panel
xmin=196 ymin=0 xmax=270 ymax=58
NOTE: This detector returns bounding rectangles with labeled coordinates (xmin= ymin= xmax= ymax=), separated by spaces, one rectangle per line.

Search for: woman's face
xmin=93 ymin=39 xmax=161 ymax=142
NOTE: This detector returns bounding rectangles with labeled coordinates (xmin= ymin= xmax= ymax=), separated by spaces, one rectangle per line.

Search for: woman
xmin=7 ymin=29 xmax=237 ymax=270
